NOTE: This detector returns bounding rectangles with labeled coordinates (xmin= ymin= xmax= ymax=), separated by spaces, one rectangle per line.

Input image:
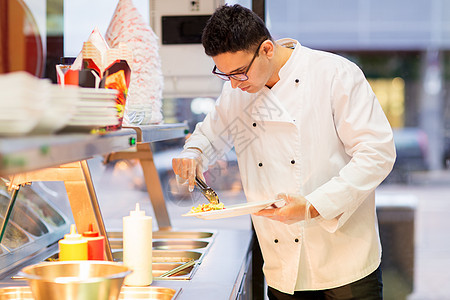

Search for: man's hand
xmin=172 ymin=148 xmax=204 ymax=192
xmin=253 ymin=193 xmax=319 ymax=224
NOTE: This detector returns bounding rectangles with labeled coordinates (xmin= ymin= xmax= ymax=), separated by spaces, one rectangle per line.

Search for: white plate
xmin=79 ymin=88 xmax=118 ymax=95
xmin=67 ymin=119 xmax=119 ymax=126
xmin=58 ymin=125 xmax=100 ymax=133
xmin=182 ymin=199 xmax=283 ymax=220
xmin=0 ymin=119 xmax=40 ymax=136
xmin=76 ymin=100 xmax=116 ymax=107
xmin=74 ymin=107 xmax=117 ymax=114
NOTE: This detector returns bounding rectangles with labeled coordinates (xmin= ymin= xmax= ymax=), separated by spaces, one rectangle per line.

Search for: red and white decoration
xmin=106 ymin=0 xmax=164 ymax=125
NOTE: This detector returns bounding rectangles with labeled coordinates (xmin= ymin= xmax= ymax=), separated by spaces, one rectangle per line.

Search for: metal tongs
xmin=159 ymin=259 xmax=196 ymax=278
xmin=195 ymin=176 xmax=220 ymax=204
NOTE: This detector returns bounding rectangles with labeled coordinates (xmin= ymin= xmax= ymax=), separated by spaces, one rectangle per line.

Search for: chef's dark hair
xmin=202 ymin=4 xmax=272 ymax=57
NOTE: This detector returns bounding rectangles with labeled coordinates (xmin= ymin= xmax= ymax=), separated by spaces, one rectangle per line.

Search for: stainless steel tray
xmin=109 ymin=230 xmax=215 ymax=281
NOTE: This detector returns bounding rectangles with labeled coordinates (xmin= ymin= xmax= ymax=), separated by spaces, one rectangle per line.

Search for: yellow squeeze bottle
xmin=58 ymin=224 xmax=88 ymax=261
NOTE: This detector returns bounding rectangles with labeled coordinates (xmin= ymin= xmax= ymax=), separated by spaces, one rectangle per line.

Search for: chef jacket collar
xmin=276 ymin=39 xmax=303 ymax=82
xmin=247 ymin=39 xmax=304 ymax=124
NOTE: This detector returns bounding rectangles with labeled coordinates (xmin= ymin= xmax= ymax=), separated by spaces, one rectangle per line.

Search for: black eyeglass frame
xmin=212 ymin=39 xmax=267 ymax=81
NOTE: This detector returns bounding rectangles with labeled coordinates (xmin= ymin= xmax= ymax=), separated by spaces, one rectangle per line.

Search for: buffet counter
xmin=158 ymin=228 xmax=254 ymax=299
xmin=0 ymin=227 xmax=254 ymax=300
xmin=0 ymin=124 xmax=256 ymax=300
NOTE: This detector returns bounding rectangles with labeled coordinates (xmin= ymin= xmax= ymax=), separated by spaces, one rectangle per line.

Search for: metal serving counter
xmin=0 ymin=228 xmax=254 ymax=299
xmin=0 ymin=124 xmax=256 ymax=300
xmin=154 ymin=228 xmax=254 ymax=299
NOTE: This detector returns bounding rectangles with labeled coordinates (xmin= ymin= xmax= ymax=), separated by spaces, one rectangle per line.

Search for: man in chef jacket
xmin=172 ymin=4 xmax=396 ymax=299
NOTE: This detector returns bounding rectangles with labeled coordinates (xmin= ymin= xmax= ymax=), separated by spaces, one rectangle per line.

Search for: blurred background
xmin=1 ymin=0 xmax=450 ymax=299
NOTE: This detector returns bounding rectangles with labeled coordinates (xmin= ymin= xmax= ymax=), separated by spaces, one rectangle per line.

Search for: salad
xmin=189 ymin=202 xmax=225 ymax=214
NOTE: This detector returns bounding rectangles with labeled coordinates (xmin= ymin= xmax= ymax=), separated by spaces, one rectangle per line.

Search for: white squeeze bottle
xmin=123 ymin=203 xmax=152 ymax=286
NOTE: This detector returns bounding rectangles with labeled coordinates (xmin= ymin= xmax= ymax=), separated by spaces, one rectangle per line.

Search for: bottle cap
xmin=82 ymin=223 xmax=99 ymax=237
xmin=130 ymin=203 xmax=146 ymax=217
xmin=64 ymin=224 xmax=83 ymax=241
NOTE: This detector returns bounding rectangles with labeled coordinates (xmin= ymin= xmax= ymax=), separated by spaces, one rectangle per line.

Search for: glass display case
xmin=0 ymin=184 xmax=70 ymax=279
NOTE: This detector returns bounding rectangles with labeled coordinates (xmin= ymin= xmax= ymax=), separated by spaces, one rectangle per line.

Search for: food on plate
xmin=189 ymin=202 xmax=225 ymax=214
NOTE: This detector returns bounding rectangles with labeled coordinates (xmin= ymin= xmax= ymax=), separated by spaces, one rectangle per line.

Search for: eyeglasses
xmin=212 ymin=39 xmax=266 ymax=81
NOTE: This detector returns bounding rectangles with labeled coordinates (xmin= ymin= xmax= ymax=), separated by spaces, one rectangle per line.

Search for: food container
xmin=82 ymin=223 xmax=106 ymax=260
xmin=58 ymin=224 xmax=88 ymax=261
xmin=18 ymin=261 xmax=131 ymax=300
xmin=122 ymin=203 xmax=152 ymax=286
xmin=0 ymin=286 xmax=33 ymax=300
xmin=0 ymin=286 xmax=180 ymax=300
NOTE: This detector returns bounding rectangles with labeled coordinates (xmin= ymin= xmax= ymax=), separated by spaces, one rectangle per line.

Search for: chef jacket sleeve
xmin=305 ymin=60 xmax=396 ymax=233
xmin=183 ymin=83 xmax=235 ymax=171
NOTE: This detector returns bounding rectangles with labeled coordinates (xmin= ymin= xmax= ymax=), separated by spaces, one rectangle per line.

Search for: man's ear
xmin=261 ymin=40 xmax=275 ymax=59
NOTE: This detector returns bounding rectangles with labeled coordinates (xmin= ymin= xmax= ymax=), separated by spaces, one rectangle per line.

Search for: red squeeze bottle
xmin=82 ymin=224 xmax=106 ymax=260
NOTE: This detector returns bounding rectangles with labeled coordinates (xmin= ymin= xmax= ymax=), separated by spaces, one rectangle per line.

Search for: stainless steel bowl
xmin=119 ymin=286 xmax=179 ymax=299
xmin=18 ymin=261 xmax=132 ymax=300
xmin=0 ymin=286 xmax=180 ymax=300
xmin=0 ymin=286 xmax=33 ymax=300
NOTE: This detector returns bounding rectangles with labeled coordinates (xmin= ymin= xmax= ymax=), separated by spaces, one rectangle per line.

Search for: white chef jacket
xmin=184 ymin=39 xmax=396 ymax=294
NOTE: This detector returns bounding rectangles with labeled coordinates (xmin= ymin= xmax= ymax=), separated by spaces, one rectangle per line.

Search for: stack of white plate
xmin=62 ymin=88 xmax=119 ymax=132
xmin=32 ymin=85 xmax=79 ymax=134
xmin=0 ymin=72 xmax=49 ymax=136
xmin=0 ymin=72 xmax=121 ymax=136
